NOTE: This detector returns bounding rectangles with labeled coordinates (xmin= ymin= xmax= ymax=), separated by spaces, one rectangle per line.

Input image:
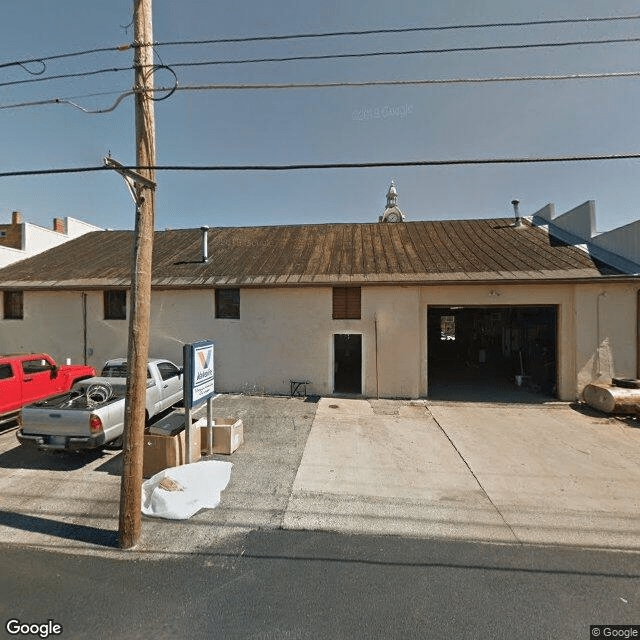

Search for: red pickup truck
xmin=0 ymin=353 xmax=95 ymax=425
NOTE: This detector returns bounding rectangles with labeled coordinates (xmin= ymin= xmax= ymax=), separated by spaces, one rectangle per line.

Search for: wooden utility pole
xmin=118 ymin=0 xmax=156 ymax=549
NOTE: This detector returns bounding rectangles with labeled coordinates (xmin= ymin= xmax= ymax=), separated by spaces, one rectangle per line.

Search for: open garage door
xmin=427 ymin=306 xmax=557 ymax=402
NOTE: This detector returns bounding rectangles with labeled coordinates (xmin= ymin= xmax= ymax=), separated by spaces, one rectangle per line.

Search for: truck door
xmin=156 ymin=361 xmax=183 ymax=411
xmin=0 ymin=362 xmax=21 ymax=414
xmin=20 ymin=357 xmax=58 ymax=405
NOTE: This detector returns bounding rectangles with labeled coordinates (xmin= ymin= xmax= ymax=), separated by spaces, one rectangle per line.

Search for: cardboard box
xmin=198 ymin=417 xmax=243 ymax=455
xmin=148 ymin=411 xmax=189 ymax=436
xmin=143 ymin=427 xmax=201 ymax=478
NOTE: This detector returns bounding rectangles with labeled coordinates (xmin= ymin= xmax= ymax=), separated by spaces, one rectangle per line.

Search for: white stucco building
xmin=0 ymin=211 xmax=102 ymax=268
xmin=0 ymin=195 xmax=638 ymax=402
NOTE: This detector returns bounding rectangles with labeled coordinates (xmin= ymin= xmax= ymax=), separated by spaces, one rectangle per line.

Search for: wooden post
xmin=118 ymin=0 xmax=156 ymax=550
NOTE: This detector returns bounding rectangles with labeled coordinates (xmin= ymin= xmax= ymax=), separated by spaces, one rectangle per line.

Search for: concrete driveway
xmin=0 ymin=395 xmax=638 ymax=557
xmin=285 ymin=398 xmax=640 ymax=549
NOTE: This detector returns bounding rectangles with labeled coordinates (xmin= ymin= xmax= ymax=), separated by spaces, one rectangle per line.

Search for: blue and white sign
xmin=183 ymin=340 xmax=215 ymax=408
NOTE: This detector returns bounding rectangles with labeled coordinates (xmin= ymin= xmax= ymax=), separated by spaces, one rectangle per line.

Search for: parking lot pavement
xmin=0 ymin=395 xmax=317 ymax=558
xmin=0 ymin=394 xmax=639 ymax=558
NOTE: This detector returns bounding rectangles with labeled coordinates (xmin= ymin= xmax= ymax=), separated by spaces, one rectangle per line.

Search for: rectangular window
xmin=22 ymin=358 xmax=54 ymax=375
xmin=0 ymin=364 xmax=14 ymax=379
xmin=157 ymin=361 xmax=181 ymax=381
xmin=104 ymin=290 xmax=127 ymax=320
xmin=216 ymin=289 xmax=240 ymax=319
xmin=333 ymin=287 xmax=361 ymax=320
xmin=3 ymin=291 xmax=23 ymax=320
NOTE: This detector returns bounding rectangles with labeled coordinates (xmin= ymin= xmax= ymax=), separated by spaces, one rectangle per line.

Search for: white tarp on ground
xmin=141 ymin=460 xmax=233 ymax=520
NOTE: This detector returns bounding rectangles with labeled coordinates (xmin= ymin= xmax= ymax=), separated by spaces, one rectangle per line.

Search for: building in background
xmin=0 ymin=211 xmax=102 ymax=268
xmin=0 ymin=192 xmax=638 ymax=402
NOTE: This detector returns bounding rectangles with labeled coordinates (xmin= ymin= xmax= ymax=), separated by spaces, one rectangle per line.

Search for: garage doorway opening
xmin=427 ymin=306 xmax=557 ymax=402
xmin=334 ymin=334 xmax=362 ymax=394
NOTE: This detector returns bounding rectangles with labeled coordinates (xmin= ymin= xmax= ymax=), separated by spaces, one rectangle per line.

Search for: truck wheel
xmin=103 ymin=435 xmax=123 ymax=450
xmin=612 ymin=378 xmax=640 ymax=389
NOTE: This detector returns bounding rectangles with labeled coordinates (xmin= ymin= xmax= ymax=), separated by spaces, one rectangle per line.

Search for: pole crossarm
xmin=104 ymin=155 xmax=156 ymax=189
xmin=104 ymin=155 xmax=156 ymax=207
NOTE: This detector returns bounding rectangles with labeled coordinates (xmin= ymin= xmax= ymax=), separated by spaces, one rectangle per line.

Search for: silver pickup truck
xmin=17 ymin=358 xmax=183 ymax=451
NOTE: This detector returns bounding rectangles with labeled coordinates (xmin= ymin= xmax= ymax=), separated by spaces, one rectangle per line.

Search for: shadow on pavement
xmin=569 ymin=402 xmax=639 ymax=428
xmin=0 ymin=446 xmax=112 ymax=471
xmin=231 ymin=528 xmax=640 ymax=579
xmin=0 ymin=509 xmax=118 ymax=548
xmin=94 ymin=452 xmax=123 ymax=475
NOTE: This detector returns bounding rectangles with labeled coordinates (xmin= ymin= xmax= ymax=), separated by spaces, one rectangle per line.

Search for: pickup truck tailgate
xmin=21 ymin=408 xmax=92 ymax=437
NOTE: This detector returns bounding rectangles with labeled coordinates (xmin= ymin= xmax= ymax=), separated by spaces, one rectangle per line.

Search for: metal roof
xmin=0 ymin=218 xmax=623 ymax=289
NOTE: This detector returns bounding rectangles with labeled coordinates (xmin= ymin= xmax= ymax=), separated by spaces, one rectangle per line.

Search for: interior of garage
xmin=427 ymin=306 xmax=557 ymax=402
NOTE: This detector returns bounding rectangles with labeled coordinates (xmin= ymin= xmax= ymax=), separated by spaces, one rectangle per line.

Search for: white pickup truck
xmin=17 ymin=358 xmax=183 ymax=451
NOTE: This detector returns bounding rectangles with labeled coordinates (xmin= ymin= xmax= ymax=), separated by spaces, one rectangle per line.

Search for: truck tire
xmin=612 ymin=378 xmax=640 ymax=389
xmin=103 ymin=435 xmax=123 ymax=450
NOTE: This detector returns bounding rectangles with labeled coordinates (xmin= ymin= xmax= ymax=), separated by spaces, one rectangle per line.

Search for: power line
xmin=146 ymin=14 xmax=640 ymax=46
xmin=167 ymin=37 xmax=640 ymax=69
xmin=167 ymin=70 xmax=640 ymax=90
xmin=3 ymin=153 xmax=640 ymax=178
xmin=0 ymin=65 xmax=131 ymax=89
xmin=3 ymin=69 xmax=636 ymax=113
xmin=0 ymin=88 xmax=130 ymax=111
xmin=4 ymin=34 xmax=640 ymax=90
xmin=2 ymin=13 xmax=639 ymax=78
xmin=0 ymin=45 xmax=128 ymax=72
xmin=2 ymin=13 xmax=638 ymax=74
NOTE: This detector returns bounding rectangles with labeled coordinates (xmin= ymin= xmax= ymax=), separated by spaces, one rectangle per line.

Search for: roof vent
xmin=379 ymin=181 xmax=405 ymax=222
xmin=201 ymin=226 xmax=209 ymax=262
xmin=511 ymin=199 xmax=524 ymax=228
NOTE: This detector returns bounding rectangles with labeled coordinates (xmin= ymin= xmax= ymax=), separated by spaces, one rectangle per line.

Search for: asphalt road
xmin=1 ymin=529 xmax=639 ymax=640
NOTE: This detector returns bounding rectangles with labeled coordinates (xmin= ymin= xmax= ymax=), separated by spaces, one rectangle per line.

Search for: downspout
xmin=596 ymin=291 xmax=607 ymax=378
xmin=637 ymin=289 xmax=640 ymax=379
xmin=374 ymin=314 xmax=379 ymax=399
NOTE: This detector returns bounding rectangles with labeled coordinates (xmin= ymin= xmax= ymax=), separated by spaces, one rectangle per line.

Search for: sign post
xmin=183 ymin=340 xmax=215 ymax=462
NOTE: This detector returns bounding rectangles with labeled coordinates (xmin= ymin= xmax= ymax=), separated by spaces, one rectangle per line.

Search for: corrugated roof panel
xmin=0 ymin=218 xmax=624 ymax=289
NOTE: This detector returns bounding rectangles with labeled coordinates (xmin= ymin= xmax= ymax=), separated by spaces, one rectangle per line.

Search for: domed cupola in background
xmin=379 ymin=181 xmax=406 ymax=222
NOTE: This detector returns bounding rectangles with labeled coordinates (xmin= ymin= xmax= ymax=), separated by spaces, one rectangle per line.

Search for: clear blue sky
xmin=1 ymin=1 xmax=640 ymax=232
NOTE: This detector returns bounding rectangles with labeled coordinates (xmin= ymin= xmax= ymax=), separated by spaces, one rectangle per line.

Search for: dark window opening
xmin=3 ymin=291 xmax=23 ymax=320
xmin=333 ymin=287 xmax=361 ymax=320
xmin=104 ymin=290 xmax=127 ymax=320
xmin=216 ymin=289 xmax=240 ymax=319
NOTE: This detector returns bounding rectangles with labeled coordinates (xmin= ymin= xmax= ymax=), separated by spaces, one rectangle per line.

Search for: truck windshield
xmin=101 ymin=363 xmax=151 ymax=378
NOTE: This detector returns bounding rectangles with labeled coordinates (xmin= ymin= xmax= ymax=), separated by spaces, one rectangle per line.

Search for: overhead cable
xmin=4 ymin=35 xmax=640 ymax=89
xmin=2 ymin=13 xmax=638 ymax=75
xmin=147 ymin=14 xmax=640 ymax=46
xmin=167 ymin=37 xmax=640 ymax=69
xmin=3 ymin=154 xmax=640 ymax=178
xmin=0 ymin=65 xmax=131 ymax=89
xmin=165 ymin=70 xmax=640 ymax=91
xmin=0 ymin=88 xmax=130 ymax=111
xmin=3 ymin=69 xmax=638 ymax=113
xmin=0 ymin=45 xmax=129 ymax=72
